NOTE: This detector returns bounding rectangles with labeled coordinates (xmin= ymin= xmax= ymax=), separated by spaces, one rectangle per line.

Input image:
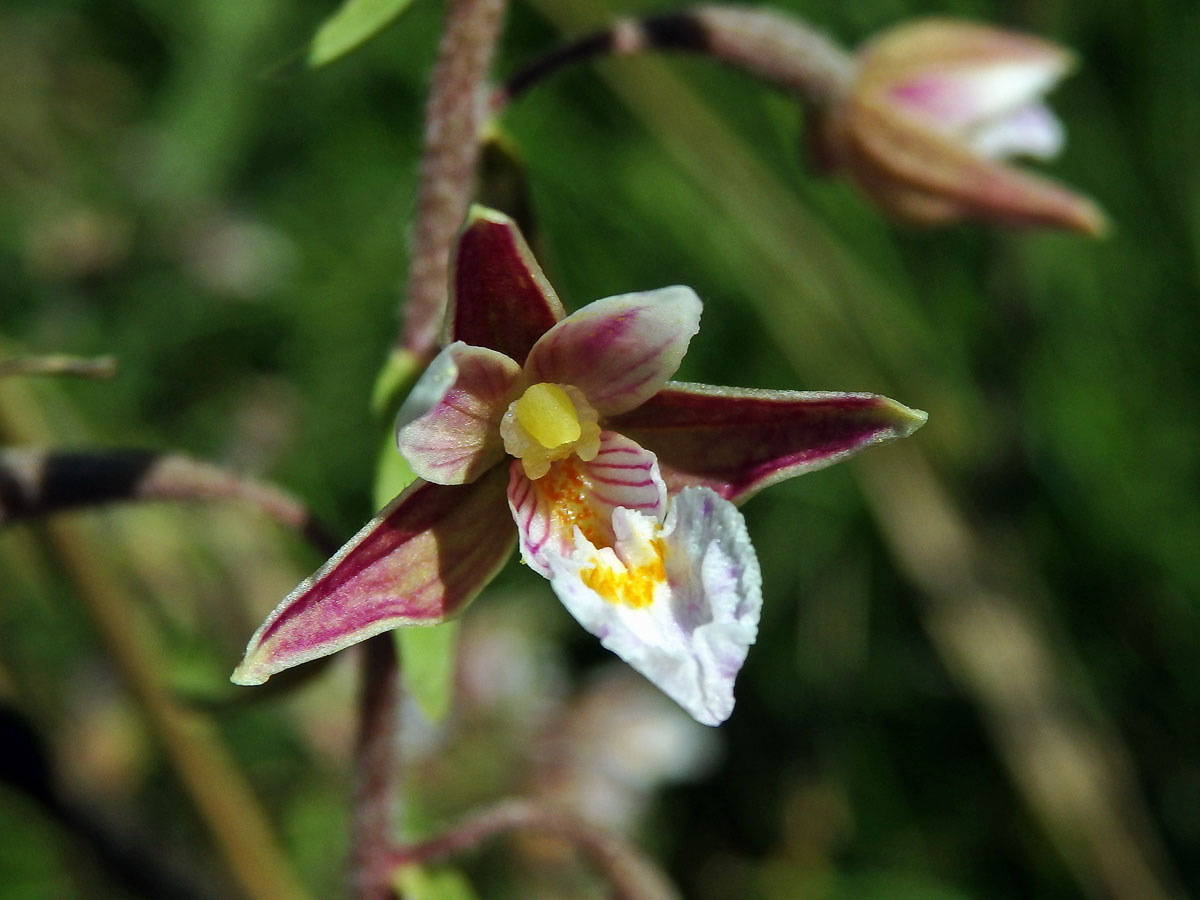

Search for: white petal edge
xmin=968 ymin=102 xmax=1064 ymax=160
xmin=544 ymin=486 xmax=762 ymax=727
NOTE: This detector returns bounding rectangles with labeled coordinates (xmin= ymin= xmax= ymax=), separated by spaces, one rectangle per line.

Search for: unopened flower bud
xmin=816 ymin=19 xmax=1107 ymax=235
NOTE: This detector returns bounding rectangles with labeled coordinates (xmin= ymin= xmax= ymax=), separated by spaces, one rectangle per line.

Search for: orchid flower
xmin=232 ymin=208 xmax=926 ymax=725
xmin=817 ymin=19 xmax=1107 ymax=234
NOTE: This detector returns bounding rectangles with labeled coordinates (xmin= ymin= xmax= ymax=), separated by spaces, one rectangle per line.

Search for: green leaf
xmin=309 ymin=0 xmax=420 ymax=68
xmin=373 ymin=424 xmax=418 ymax=511
xmin=371 ymin=346 xmax=423 ymax=417
xmin=394 ymin=865 xmax=480 ymax=900
xmin=396 ymin=620 xmax=461 ymax=723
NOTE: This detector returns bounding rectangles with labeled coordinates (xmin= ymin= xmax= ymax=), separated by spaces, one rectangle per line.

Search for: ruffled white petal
xmin=507 ymin=431 xmax=667 ymax=577
xmin=544 ymin=487 xmax=762 ymax=726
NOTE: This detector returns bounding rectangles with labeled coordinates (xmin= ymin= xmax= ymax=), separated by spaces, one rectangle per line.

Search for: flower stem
xmin=499 ymin=4 xmax=855 ymax=110
xmin=389 ymin=799 xmax=681 ymax=900
xmin=350 ymin=636 xmax=402 ymax=900
xmin=399 ymin=0 xmax=509 ymax=358
xmin=0 ymin=448 xmax=339 ymax=555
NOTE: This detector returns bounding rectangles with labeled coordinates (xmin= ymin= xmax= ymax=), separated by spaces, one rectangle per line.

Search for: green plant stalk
xmin=48 ymin=516 xmax=310 ymax=900
xmin=0 ymin=364 xmax=309 ymax=900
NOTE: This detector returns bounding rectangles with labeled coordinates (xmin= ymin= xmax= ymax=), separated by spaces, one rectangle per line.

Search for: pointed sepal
xmin=608 ymin=382 xmax=928 ymax=503
xmin=448 ymin=206 xmax=565 ymax=363
xmin=232 ymin=467 xmax=513 ymax=685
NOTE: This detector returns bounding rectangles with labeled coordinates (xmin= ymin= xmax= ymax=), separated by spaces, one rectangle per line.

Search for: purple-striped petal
xmin=607 ymin=382 xmax=928 ymax=503
xmin=507 ymin=430 xmax=667 ymax=577
xmin=449 ymin=207 xmax=565 ymax=364
xmin=396 ymin=342 xmax=522 ymax=485
xmin=524 ymin=288 xmax=701 ymax=416
xmin=231 ymin=467 xmax=513 ymax=686
xmin=544 ymin=487 xmax=762 ymax=726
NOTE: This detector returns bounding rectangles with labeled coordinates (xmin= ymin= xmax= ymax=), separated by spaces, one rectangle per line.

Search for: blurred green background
xmin=2 ymin=0 xmax=1197 ymax=899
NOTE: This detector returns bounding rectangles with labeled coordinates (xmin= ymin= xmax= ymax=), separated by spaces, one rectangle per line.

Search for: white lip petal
xmin=544 ymin=487 xmax=762 ymax=727
xmin=968 ymin=102 xmax=1065 ymax=160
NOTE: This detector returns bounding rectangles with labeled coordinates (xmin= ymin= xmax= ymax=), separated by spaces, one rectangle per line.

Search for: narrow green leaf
xmin=396 ymin=620 xmax=460 ymax=723
xmin=371 ymin=347 xmax=423 ymax=417
xmin=394 ymin=865 xmax=481 ymax=900
xmin=373 ymin=425 xmax=418 ymax=511
xmin=309 ymin=0 xmax=419 ymax=68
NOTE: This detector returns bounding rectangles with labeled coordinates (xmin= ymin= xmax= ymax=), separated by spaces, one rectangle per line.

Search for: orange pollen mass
xmin=541 ymin=457 xmax=606 ymax=548
xmin=581 ymin=540 xmax=666 ymax=609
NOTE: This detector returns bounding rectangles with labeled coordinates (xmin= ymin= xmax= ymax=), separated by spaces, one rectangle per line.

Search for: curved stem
xmin=389 ymin=798 xmax=681 ymax=900
xmin=499 ymin=4 xmax=854 ymax=110
xmin=0 ymin=447 xmax=339 ymax=557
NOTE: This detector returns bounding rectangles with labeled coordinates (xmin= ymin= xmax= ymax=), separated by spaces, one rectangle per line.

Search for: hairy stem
xmin=350 ymin=636 xmax=402 ymax=900
xmin=390 ymin=798 xmax=681 ymax=900
xmin=400 ymin=0 xmax=509 ymax=357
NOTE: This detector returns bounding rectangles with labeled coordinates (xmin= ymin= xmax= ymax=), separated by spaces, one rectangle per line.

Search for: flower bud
xmin=816 ymin=19 xmax=1107 ymax=235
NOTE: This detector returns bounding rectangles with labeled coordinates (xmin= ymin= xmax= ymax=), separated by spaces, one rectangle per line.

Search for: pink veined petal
xmin=507 ymin=430 xmax=667 ymax=577
xmin=448 ymin=207 xmax=565 ymax=364
xmin=231 ymin=467 xmax=513 ymax=686
xmin=544 ymin=487 xmax=762 ymax=727
xmin=606 ymin=382 xmax=928 ymax=503
xmin=523 ymin=287 xmax=702 ymax=416
xmin=397 ymin=342 xmax=522 ymax=485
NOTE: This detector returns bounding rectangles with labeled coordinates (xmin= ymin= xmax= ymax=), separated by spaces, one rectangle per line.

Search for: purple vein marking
xmin=591 ymin=475 xmax=654 ymax=488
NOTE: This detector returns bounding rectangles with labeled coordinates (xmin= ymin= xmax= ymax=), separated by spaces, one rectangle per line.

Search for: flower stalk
xmin=390 ymin=798 xmax=681 ymax=900
xmin=401 ymin=0 xmax=510 ymax=359
xmin=349 ymin=636 xmax=402 ymax=900
xmin=500 ymin=5 xmax=854 ymax=108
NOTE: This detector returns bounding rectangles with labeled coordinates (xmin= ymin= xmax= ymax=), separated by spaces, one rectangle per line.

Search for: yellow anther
xmin=514 ymin=383 xmax=581 ymax=450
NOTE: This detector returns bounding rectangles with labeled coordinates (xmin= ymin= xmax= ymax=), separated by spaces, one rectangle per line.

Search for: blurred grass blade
xmin=309 ymin=0 xmax=420 ymax=68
